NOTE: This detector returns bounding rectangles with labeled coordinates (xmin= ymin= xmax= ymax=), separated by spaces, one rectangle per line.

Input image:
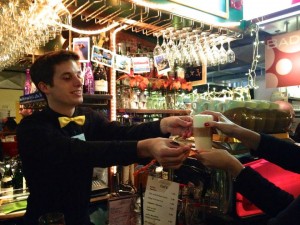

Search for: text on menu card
xmin=144 ymin=176 xmax=179 ymax=225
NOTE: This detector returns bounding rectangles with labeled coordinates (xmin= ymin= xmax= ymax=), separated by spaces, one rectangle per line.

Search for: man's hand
xmin=137 ymin=138 xmax=192 ymax=169
xmin=160 ymin=116 xmax=193 ymax=138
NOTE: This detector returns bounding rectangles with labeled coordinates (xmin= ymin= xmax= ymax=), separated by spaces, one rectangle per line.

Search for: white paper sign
xmin=144 ymin=176 xmax=179 ymax=225
xmin=132 ymin=57 xmax=150 ymax=73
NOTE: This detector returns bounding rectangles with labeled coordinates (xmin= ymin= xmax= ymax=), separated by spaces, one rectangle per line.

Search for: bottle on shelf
xmin=94 ymin=65 xmax=108 ymax=95
xmin=137 ymin=42 xmax=142 ymax=55
xmin=24 ymin=68 xmax=32 ymax=95
xmin=117 ymin=43 xmax=123 ymax=55
xmin=84 ymin=62 xmax=95 ymax=94
xmin=1 ymin=156 xmax=13 ymax=198
xmin=176 ymin=184 xmax=187 ymax=225
xmin=176 ymin=199 xmax=186 ymax=225
xmin=12 ymin=156 xmax=26 ymax=191
xmin=126 ymin=46 xmax=131 ymax=57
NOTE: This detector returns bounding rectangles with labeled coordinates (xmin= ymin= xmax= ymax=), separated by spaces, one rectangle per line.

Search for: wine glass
xmin=209 ymin=33 xmax=220 ymax=66
xmin=201 ymin=32 xmax=214 ymax=67
xmin=166 ymin=27 xmax=176 ymax=68
xmin=160 ymin=30 xmax=168 ymax=54
xmin=219 ymin=37 xmax=228 ymax=65
xmin=153 ymin=32 xmax=163 ymax=56
xmin=227 ymin=40 xmax=235 ymax=63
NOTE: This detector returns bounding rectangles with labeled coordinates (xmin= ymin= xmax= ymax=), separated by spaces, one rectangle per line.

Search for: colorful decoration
xmin=117 ymin=74 xmax=192 ymax=92
xmin=265 ymin=30 xmax=300 ymax=88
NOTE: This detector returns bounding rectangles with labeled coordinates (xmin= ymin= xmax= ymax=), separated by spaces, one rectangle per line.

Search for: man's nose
xmin=75 ymin=75 xmax=84 ymax=86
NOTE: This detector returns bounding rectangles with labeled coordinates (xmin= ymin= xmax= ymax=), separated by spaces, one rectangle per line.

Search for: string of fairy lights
xmin=246 ymin=23 xmax=261 ymax=89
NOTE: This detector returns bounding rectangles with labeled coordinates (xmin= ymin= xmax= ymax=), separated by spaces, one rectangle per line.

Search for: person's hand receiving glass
xmin=200 ymin=110 xmax=239 ymax=137
xmin=200 ymin=110 xmax=261 ymax=152
xmin=194 ymin=149 xmax=244 ymax=178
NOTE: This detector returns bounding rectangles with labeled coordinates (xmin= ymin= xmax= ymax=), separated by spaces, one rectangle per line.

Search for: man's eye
xmin=62 ymin=75 xmax=71 ymax=80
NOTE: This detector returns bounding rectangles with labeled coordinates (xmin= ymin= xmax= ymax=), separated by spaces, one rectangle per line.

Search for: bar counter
xmin=0 ymin=193 xmax=110 ymax=222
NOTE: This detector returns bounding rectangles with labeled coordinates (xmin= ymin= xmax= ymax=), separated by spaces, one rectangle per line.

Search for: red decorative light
xmin=230 ymin=0 xmax=243 ymax=10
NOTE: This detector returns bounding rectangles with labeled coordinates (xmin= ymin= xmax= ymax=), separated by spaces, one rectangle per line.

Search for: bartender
xmin=16 ymin=50 xmax=193 ymax=225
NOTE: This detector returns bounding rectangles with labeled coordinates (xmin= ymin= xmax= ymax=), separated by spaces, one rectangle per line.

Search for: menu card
xmin=144 ymin=176 xmax=179 ymax=225
xmin=108 ymin=195 xmax=136 ymax=225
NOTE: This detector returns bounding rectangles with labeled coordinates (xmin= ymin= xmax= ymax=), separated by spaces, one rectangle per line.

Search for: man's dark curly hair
xmin=30 ymin=50 xmax=80 ymax=92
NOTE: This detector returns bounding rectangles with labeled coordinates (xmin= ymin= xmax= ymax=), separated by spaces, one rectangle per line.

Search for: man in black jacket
xmin=17 ymin=50 xmax=193 ymax=225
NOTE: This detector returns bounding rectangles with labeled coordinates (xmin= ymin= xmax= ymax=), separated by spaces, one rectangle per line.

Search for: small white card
xmin=72 ymin=133 xmax=86 ymax=141
xmin=144 ymin=176 xmax=179 ymax=225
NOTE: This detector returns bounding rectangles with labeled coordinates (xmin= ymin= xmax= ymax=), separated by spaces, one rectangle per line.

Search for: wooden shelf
xmin=19 ymin=93 xmax=113 ymax=109
xmin=288 ymin=97 xmax=300 ymax=101
xmin=83 ymin=94 xmax=112 ymax=100
xmin=117 ymin=108 xmax=191 ymax=115
xmin=0 ymin=194 xmax=111 ymax=221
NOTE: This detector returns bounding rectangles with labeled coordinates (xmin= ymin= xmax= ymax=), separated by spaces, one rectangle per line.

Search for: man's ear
xmin=38 ymin=82 xmax=49 ymax=94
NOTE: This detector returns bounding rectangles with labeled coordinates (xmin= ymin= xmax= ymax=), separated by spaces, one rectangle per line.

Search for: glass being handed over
xmin=193 ymin=114 xmax=213 ymax=151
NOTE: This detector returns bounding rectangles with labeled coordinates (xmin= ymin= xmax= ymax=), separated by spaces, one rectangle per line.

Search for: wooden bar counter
xmin=0 ymin=193 xmax=110 ymax=222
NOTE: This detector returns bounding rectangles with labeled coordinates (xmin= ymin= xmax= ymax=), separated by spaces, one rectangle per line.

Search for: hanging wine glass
xmin=209 ymin=33 xmax=220 ymax=66
xmin=227 ymin=40 xmax=235 ymax=63
xmin=160 ymin=30 xmax=168 ymax=54
xmin=189 ymin=34 xmax=200 ymax=66
xmin=172 ymin=30 xmax=181 ymax=65
xmin=153 ymin=32 xmax=163 ymax=56
xmin=166 ymin=27 xmax=176 ymax=69
xmin=193 ymin=32 xmax=205 ymax=66
xmin=176 ymin=30 xmax=185 ymax=66
xmin=201 ymin=32 xmax=214 ymax=67
xmin=181 ymin=32 xmax=192 ymax=66
xmin=219 ymin=36 xmax=228 ymax=65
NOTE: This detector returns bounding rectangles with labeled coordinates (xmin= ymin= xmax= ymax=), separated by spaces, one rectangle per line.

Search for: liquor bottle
xmin=176 ymin=200 xmax=186 ymax=225
xmin=12 ymin=157 xmax=25 ymax=191
xmin=24 ymin=69 xmax=31 ymax=95
xmin=94 ymin=65 xmax=108 ymax=95
xmin=84 ymin=62 xmax=95 ymax=94
xmin=126 ymin=46 xmax=131 ymax=56
xmin=175 ymin=60 xmax=185 ymax=80
xmin=148 ymin=57 xmax=154 ymax=78
xmin=117 ymin=43 xmax=123 ymax=55
xmin=1 ymin=157 xmax=13 ymax=198
xmin=137 ymin=43 xmax=142 ymax=54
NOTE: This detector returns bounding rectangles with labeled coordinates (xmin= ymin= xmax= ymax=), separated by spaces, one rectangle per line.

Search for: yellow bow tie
xmin=58 ymin=116 xmax=86 ymax=128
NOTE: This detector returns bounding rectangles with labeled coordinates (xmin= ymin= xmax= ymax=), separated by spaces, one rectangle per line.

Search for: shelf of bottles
xmin=81 ymin=93 xmax=112 ymax=107
xmin=19 ymin=92 xmax=112 ymax=109
xmin=116 ymin=75 xmax=193 ymax=125
xmin=0 ymin=156 xmax=29 ymax=215
xmin=117 ymin=108 xmax=190 ymax=115
xmin=117 ymin=108 xmax=190 ymax=126
xmin=19 ymin=63 xmax=112 ymax=110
